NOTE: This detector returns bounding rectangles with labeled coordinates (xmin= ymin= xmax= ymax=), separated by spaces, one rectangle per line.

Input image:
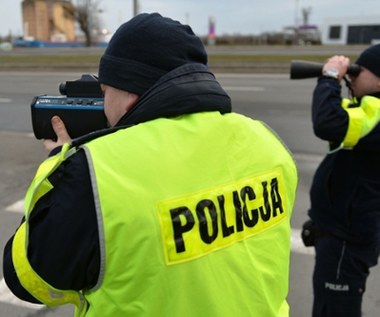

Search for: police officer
xmin=306 ymin=44 xmax=380 ymax=316
xmin=3 ymin=13 xmax=298 ymax=316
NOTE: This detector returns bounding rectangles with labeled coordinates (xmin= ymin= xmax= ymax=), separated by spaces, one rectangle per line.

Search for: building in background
xmin=321 ymin=16 xmax=380 ymax=45
xmin=283 ymin=24 xmax=321 ymax=45
xmin=22 ymin=0 xmax=75 ymax=42
xmin=283 ymin=6 xmax=321 ymax=45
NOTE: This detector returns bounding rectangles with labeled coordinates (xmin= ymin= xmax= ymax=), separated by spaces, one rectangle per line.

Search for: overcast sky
xmin=1 ymin=0 xmax=379 ymax=37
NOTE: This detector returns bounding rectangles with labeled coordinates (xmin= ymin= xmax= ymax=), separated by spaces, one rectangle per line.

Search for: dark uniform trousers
xmin=312 ymin=236 xmax=379 ymax=317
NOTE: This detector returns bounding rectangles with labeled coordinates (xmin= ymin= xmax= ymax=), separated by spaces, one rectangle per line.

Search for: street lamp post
xmin=133 ymin=0 xmax=139 ymax=16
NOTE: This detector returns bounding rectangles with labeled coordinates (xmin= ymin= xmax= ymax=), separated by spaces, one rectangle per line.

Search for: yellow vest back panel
xmin=83 ymin=111 xmax=298 ymax=317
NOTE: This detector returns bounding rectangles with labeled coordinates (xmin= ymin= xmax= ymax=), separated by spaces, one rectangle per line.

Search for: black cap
xmin=355 ymin=44 xmax=380 ymax=78
xmin=98 ymin=12 xmax=208 ymax=96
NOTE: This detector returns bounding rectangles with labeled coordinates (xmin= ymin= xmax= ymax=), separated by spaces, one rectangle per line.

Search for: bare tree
xmin=64 ymin=0 xmax=103 ymax=47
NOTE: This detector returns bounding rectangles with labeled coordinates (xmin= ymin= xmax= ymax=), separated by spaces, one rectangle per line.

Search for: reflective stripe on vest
xmin=11 ymin=143 xmax=88 ymax=316
xmin=341 ymin=96 xmax=380 ymax=148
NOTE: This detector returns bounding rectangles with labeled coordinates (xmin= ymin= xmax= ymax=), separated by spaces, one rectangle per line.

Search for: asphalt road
xmin=0 ymin=70 xmax=379 ymax=317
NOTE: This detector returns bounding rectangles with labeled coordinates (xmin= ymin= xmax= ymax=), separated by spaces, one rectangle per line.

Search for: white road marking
xmin=5 ymin=199 xmax=24 ymax=213
xmin=223 ymin=86 xmax=265 ymax=92
xmin=291 ymin=228 xmax=315 ymax=256
xmin=216 ymin=73 xmax=288 ymax=79
xmin=0 ymin=278 xmax=43 ymax=310
xmin=0 ymin=98 xmax=11 ymax=103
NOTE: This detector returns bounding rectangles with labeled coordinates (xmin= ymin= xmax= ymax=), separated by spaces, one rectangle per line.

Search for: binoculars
xmin=290 ymin=60 xmax=361 ymax=79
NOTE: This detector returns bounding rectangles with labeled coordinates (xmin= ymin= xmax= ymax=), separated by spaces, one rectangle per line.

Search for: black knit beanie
xmin=355 ymin=44 xmax=380 ymax=78
xmin=98 ymin=12 xmax=208 ymax=95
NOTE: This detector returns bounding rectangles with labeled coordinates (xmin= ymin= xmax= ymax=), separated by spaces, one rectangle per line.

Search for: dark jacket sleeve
xmin=312 ymin=77 xmax=349 ymax=143
xmin=2 ymin=149 xmax=100 ymax=303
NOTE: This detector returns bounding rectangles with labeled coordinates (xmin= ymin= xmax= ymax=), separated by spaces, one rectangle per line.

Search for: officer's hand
xmin=323 ymin=55 xmax=350 ymax=80
xmin=43 ymin=116 xmax=72 ymax=153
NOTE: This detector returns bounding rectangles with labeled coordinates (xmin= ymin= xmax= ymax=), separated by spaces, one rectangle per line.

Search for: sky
xmin=0 ymin=0 xmax=380 ymax=37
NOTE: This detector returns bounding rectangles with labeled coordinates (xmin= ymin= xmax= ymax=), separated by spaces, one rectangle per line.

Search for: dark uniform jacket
xmin=308 ymin=77 xmax=380 ymax=247
xmin=3 ymin=63 xmax=232 ymax=303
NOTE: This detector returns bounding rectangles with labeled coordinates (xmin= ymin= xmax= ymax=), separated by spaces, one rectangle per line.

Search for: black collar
xmin=116 ymin=63 xmax=231 ymax=126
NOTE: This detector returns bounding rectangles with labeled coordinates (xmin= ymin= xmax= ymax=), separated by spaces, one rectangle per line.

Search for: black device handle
xmin=290 ymin=60 xmax=361 ymax=79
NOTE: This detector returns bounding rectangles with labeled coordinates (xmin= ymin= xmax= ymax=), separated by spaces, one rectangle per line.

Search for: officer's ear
xmin=125 ymin=93 xmax=139 ymax=113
